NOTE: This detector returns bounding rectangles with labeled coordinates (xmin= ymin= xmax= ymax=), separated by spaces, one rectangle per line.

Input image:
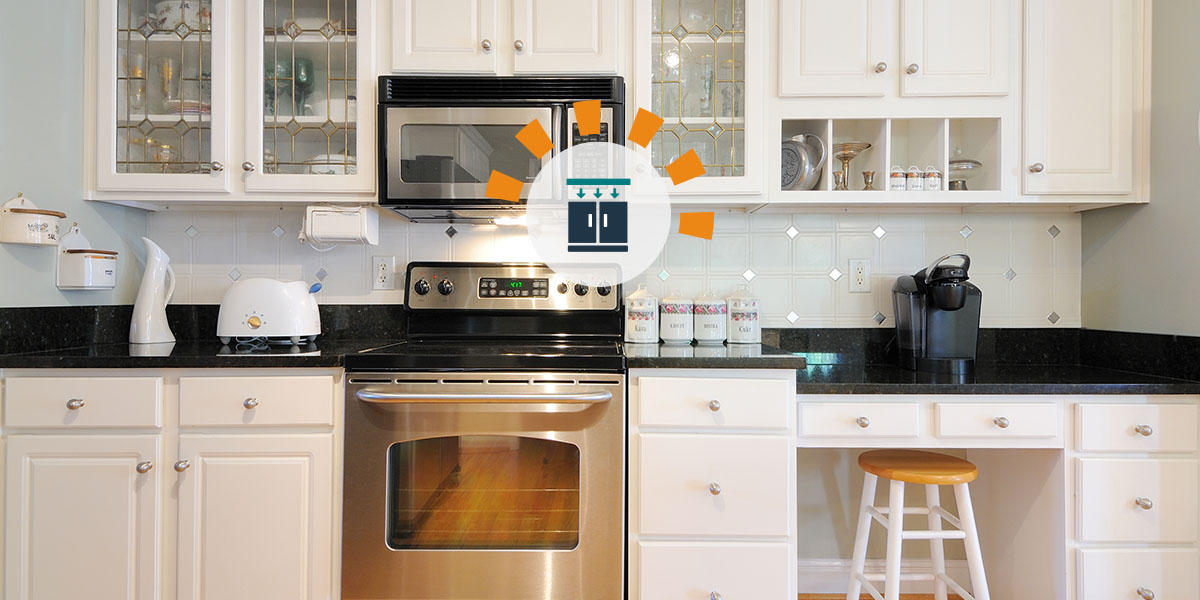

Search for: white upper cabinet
xmin=778 ymin=0 xmax=892 ymax=97
xmin=900 ymin=0 xmax=1010 ymax=96
xmin=392 ymin=0 xmax=498 ymax=73
xmin=512 ymin=0 xmax=618 ymax=74
xmin=1024 ymin=0 xmax=1134 ymax=195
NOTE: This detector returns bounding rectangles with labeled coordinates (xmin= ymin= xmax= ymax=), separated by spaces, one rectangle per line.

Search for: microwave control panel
xmin=572 ymin=123 xmax=610 ymax=145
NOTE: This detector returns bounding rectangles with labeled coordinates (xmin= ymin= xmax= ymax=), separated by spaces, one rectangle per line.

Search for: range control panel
xmin=406 ymin=263 xmax=619 ymax=311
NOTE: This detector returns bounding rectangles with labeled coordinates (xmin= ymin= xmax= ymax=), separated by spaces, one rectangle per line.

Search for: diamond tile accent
xmin=174 ymin=22 xmax=193 ymax=38
xmin=272 ymin=226 xmax=285 ymax=238
xmin=829 ymin=268 xmax=843 ymax=281
xmin=872 ymin=311 xmax=886 ymax=325
xmin=1048 ymin=224 xmax=1061 ymax=238
xmin=444 ymin=226 xmax=457 ymax=238
xmin=173 ymin=119 xmax=191 ymax=136
xmin=320 ymin=119 xmax=339 ymax=136
xmin=785 ymin=226 xmax=799 ymax=239
xmin=741 ymin=269 xmax=756 ymax=282
xmin=184 ymin=225 xmax=199 ymax=239
xmin=137 ymin=118 xmax=155 ymax=136
xmin=786 ymin=311 xmax=799 ymax=324
xmin=706 ymin=122 xmax=724 ymax=138
xmin=319 ymin=22 xmax=337 ymax=39
xmin=872 ymin=225 xmax=887 ymax=239
xmin=707 ymin=24 xmax=726 ymax=40
xmin=227 ymin=268 xmax=241 ymax=281
xmin=284 ymin=21 xmax=302 ymax=39
xmin=670 ymin=24 xmax=688 ymax=41
xmin=959 ymin=225 xmax=973 ymax=239
xmin=136 ymin=19 xmax=157 ymax=38
xmin=315 ymin=267 xmax=328 ymax=281
xmin=1047 ymin=311 xmax=1061 ymax=325
xmin=284 ymin=119 xmax=303 ymax=135
xmin=1003 ymin=268 xmax=1017 ymax=281
xmin=671 ymin=122 xmax=688 ymax=137
xmin=657 ymin=269 xmax=670 ymax=281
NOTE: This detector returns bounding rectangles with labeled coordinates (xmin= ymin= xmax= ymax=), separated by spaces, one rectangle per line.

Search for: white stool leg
xmin=925 ymin=484 xmax=948 ymax=600
xmin=884 ymin=479 xmax=905 ymax=600
xmin=954 ymin=482 xmax=990 ymax=600
xmin=846 ymin=473 xmax=878 ymax=600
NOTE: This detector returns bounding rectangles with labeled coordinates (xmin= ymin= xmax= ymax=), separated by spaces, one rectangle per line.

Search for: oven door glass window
xmin=386 ymin=436 xmax=580 ymax=550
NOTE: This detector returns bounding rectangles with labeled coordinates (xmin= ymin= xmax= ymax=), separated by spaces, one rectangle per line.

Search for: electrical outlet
xmin=849 ymin=259 xmax=871 ymax=293
xmin=372 ymin=256 xmax=396 ymax=290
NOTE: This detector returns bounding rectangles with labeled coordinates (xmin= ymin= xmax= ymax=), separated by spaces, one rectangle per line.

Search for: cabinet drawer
xmin=1078 ymin=403 xmax=1198 ymax=452
xmin=179 ymin=376 xmax=334 ymax=427
xmin=1078 ymin=458 xmax=1198 ymax=543
xmin=799 ymin=403 xmax=919 ymax=438
xmin=4 ymin=377 xmax=162 ymax=429
xmin=639 ymin=542 xmax=790 ymax=600
xmin=935 ymin=403 xmax=1059 ymax=438
xmin=1078 ymin=549 xmax=1199 ymax=600
xmin=638 ymin=434 xmax=789 ymax=537
xmin=638 ymin=377 xmax=790 ymax=430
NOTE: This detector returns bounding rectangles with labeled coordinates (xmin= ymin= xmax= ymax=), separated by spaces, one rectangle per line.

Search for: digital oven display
xmin=478 ymin=278 xmax=550 ymax=298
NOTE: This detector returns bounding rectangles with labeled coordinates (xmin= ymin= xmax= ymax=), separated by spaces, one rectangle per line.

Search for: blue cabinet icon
xmin=566 ymin=178 xmax=630 ymax=253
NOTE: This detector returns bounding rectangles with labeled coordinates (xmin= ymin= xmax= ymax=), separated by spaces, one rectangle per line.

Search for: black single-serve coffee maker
xmin=892 ymin=254 xmax=982 ymax=374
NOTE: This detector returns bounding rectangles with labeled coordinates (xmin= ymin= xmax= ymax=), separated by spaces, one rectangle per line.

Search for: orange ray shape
xmin=627 ymin=108 xmax=664 ymax=148
xmin=485 ymin=171 xmax=523 ymax=203
xmin=573 ymin=100 xmax=602 ymax=136
xmin=515 ymin=119 xmax=554 ymax=158
xmin=679 ymin=212 xmax=715 ymax=240
xmin=666 ymin=149 xmax=705 ymax=185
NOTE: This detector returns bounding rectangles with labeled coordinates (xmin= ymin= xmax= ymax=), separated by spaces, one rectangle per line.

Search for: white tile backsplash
xmin=146 ymin=209 xmax=1083 ymax=327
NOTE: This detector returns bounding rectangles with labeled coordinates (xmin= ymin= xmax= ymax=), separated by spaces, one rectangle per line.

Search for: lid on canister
xmin=625 ymin=283 xmax=657 ymax=301
xmin=726 ymin=284 xmax=758 ymax=302
xmin=662 ymin=290 xmax=693 ymax=305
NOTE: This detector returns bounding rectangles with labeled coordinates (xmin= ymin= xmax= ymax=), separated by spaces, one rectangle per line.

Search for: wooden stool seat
xmin=857 ymin=449 xmax=979 ymax=485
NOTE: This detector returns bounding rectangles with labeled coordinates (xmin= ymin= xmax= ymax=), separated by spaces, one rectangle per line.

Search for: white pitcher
xmin=130 ymin=237 xmax=176 ymax=344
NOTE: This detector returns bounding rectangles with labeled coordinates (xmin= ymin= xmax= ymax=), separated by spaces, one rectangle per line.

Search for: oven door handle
xmin=355 ymin=390 xmax=613 ymax=404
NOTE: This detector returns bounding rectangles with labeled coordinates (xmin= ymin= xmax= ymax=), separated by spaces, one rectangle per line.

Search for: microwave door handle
xmin=356 ymin=390 xmax=613 ymax=404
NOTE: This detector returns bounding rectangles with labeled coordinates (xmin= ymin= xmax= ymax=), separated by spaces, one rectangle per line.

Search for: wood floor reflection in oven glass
xmin=386 ymin=436 xmax=581 ymax=550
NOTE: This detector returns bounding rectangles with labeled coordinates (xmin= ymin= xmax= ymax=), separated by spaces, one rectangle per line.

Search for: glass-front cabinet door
xmin=244 ymin=0 xmax=375 ymax=193
xmin=638 ymin=0 xmax=762 ymax=194
xmin=98 ymin=0 xmax=230 ymax=192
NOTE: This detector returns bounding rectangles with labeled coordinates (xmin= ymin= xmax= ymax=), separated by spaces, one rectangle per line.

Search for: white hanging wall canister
xmin=57 ymin=223 xmax=118 ymax=290
xmin=726 ymin=284 xmax=761 ymax=344
xmin=299 ymin=205 xmax=379 ymax=249
xmin=1 ymin=192 xmax=66 ymax=245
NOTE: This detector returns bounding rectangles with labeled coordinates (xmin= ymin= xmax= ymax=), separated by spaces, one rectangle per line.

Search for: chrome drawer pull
xmin=856 ymin=416 xmax=870 ymax=429
xmin=993 ymin=416 xmax=1010 ymax=429
xmin=709 ymin=482 xmax=721 ymax=496
xmin=1137 ymin=587 xmax=1155 ymax=600
xmin=708 ymin=400 xmax=721 ymax=412
xmin=174 ymin=460 xmax=191 ymax=473
xmin=1134 ymin=424 xmax=1154 ymax=437
xmin=710 ymin=593 xmax=722 ymax=600
xmin=66 ymin=398 xmax=85 ymax=410
xmin=1134 ymin=497 xmax=1154 ymax=510
xmin=135 ymin=461 xmax=153 ymax=474
xmin=243 ymin=397 xmax=259 ymax=409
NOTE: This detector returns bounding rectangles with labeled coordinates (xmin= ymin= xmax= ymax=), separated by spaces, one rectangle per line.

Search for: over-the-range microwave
xmin=378 ymin=76 xmax=625 ymax=223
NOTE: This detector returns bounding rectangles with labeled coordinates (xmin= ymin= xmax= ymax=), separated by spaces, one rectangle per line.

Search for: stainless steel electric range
xmin=341 ymin=262 xmax=624 ymax=600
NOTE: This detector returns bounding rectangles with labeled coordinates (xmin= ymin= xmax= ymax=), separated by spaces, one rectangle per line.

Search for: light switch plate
xmin=372 ymin=255 xmax=396 ymax=290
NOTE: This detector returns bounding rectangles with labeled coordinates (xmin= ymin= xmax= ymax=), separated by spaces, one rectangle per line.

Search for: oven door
xmin=342 ymin=373 xmax=624 ymax=600
xmin=382 ymin=106 xmax=558 ymax=206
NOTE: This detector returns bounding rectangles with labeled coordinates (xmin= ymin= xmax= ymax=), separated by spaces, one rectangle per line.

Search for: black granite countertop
xmin=624 ymin=343 xmax=808 ymax=370
xmin=793 ymin=363 xmax=1200 ymax=395
xmin=0 ymin=340 xmax=403 ymax=369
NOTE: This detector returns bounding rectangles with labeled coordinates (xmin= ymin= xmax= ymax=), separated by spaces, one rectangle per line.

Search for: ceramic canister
xmin=906 ymin=165 xmax=925 ymax=191
xmin=924 ymin=165 xmax=942 ymax=191
xmin=624 ymin=284 xmax=659 ymax=343
xmin=726 ymin=285 xmax=761 ymax=344
xmin=660 ymin=291 xmax=694 ymax=344
xmin=692 ymin=291 xmax=727 ymax=344
xmin=889 ymin=165 xmax=907 ymax=191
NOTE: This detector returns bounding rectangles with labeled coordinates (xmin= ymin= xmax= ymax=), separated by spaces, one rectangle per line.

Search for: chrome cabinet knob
xmin=710 ymin=593 xmax=722 ymax=600
xmin=174 ymin=460 xmax=191 ymax=472
xmin=874 ymin=62 xmax=888 ymax=73
xmin=209 ymin=161 xmax=224 ymax=172
xmin=1135 ymin=497 xmax=1154 ymax=510
xmin=66 ymin=398 xmax=85 ymax=411
xmin=241 ymin=161 xmax=255 ymax=172
xmin=514 ymin=39 xmax=525 ymax=51
xmin=994 ymin=416 xmax=1010 ymax=429
xmin=481 ymin=39 xmax=492 ymax=51
xmin=906 ymin=63 xmax=920 ymax=74
xmin=856 ymin=416 xmax=870 ymax=429
xmin=243 ymin=397 xmax=259 ymax=409
xmin=135 ymin=461 xmax=154 ymax=474
xmin=708 ymin=400 xmax=721 ymax=412
xmin=709 ymin=482 xmax=722 ymax=496
xmin=1135 ymin=424 xmax=1154 ymax=437
xmin=1137 ymin=587 xmax=1155 ymax=600
xmin=1029 ymin=162 xmax=1045 ymax=173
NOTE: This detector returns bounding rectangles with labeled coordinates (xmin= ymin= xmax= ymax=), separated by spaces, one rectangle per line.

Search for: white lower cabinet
xmin=1078 ymin=548 xmax=1200 ymax=600
xmin=639 ymin=542 xmax=791 ymax=599
xmin=4 ymin=435 xmax=161 ymax=600
xmin=177 ymin=434 xmax=333 ymax=600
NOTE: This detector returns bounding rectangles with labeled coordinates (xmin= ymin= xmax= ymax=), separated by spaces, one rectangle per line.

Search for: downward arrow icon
xmin=576 ymin=188 xmax=586 ymax=198
xmin=593 ymin=188 xmax=602 ymax=198
xmin=610 ymin=188 xmax=620 ymax=198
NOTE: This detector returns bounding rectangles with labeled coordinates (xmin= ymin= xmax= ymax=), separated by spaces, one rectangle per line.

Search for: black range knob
xmin=597 ymin=285 xmax=612 ymax=296
xmin=413 ymin=279 xmax=431 ymax=295
xmin=574 ymin=283 xmax=589 ymax=296
xmin=437 ymin=280 xmax=454 ymax=295
xmin=557 ymin=282 xmax=569 ymax=294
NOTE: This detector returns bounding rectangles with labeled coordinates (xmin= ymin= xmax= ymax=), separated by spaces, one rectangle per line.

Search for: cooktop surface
xmin=343 ymin=339 xmax=625 ymax=372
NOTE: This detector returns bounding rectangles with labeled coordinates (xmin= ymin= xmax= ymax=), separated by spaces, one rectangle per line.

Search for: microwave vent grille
xmin=381 ymin=76 xmax=623 ymax=103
